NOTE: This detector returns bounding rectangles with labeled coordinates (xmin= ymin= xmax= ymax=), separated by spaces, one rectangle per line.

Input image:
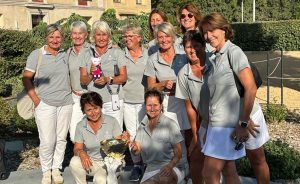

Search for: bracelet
xmin=77 ymin=150 xmax=84 ymax=157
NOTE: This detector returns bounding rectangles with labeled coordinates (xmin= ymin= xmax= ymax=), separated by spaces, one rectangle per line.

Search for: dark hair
xmin=149 ymin=9 xmax=168 ymax=38
xmin=200 ymin=12 xmax=234 ymax=41
xmin=80 ymin=92 xmax=103 ymax=113
xmin=144 ymin=89 xmax=164 ymax=105
xmin=182 ymin=30 xmax=205 ymax=48
xmin=177 ymin=4 xmax=202 ymax=33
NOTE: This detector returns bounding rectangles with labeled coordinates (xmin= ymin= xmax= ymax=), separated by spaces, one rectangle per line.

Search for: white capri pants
xmin=102 ymin=100 xmax=124 ymax=130
xmin=69 ymin=93 xmax=84 ymax=142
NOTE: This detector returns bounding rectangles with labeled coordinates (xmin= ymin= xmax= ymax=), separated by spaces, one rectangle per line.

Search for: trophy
xmin=100 ymin=139 xmax=127 ymax=184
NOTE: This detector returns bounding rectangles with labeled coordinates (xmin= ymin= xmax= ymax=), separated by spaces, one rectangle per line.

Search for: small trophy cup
xmin=100 ymin=139 xmax=127 ymax=184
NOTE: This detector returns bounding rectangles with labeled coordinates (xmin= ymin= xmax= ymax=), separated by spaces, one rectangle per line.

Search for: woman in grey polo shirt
xmin=130 ymin=89 xmax=185 ymax=183
xmin=23 ymin=24 xmax=73 ymax=184
xmin=121 ymin=24 xmax=148 ymax=181
xmin=175 ymin=30 xmax=206 ymax=184
xmin=80 ymin=20 xmax=127 ymax=129
xmin=68 ymin=21 xmax=90 ymax=142
xmin=199 ymin=12 xmax=270 ymax=183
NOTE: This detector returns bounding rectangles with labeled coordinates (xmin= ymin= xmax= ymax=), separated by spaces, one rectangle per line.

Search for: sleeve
xmin=25 ymin=49 xmax=40 ymax=73
xmin=135 ymin=125 xmax=143 ymax=143
xmin=144 ymin=56 xmax=156 ymax=77
xmin=115 ymin=48 xmax=127 ymax=68
xmin=74 ymin=121 xmax=84 ymax=143
xmin=230 ymin=46 xmax=250 ymax=75
xmin=175 ymin=66 xmax=189 ymax=100
xmin=80 ymin=49 xmax=92 ymax=73
xmin=169 ymin=120 xmax=184 ymax=146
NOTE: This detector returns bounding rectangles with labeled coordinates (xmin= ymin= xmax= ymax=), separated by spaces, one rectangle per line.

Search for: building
xmin=0 ymin=0 xmax=151 ymax=31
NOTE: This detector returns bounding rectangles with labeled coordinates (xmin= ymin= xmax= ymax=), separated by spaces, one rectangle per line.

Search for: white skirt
xmin=202 ymin=124 xmax=246 ymax=160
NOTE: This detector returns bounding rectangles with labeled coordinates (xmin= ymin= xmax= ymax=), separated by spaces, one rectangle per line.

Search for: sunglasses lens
xmin=188 ymin=13 xmax=194 ymax=18
xmin=180 ymin=14 xmax=186 ymax=19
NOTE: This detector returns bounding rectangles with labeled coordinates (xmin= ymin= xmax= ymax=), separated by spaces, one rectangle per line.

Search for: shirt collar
xmin=41 ymin=45 xmax=64 ymax=55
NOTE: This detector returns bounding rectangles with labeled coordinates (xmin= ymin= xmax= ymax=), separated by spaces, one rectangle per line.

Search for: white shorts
xmin=246 ymin=106 xmax=270 ymax=150
xmin=202 ymin=124 xmax=246 ymax=160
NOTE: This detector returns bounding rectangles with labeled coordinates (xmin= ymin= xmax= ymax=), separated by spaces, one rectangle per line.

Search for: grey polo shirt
xmin=122 ymin=47 xmax=149 ymax=103
xmin=25 ymin=46 xmax=73 ymax=107
xmin=135 ymin=114 xmax=184 ymax=173
xmin=68 ymin=42 xmax=91 ymax=92
xmin=176 ymin=63 xmax=204 ymax=110
xmin=199 ymin=40 xmax=259 ymax=128
xmin=74 ymin=115 xmax=122 ymax=160
xmin=81 ymin=44 xmax=126 ymax=103
xmin=144 ymin=49 xmax=188 ymax=93
xmin=147 ymin=36 xmax=185 ymax=56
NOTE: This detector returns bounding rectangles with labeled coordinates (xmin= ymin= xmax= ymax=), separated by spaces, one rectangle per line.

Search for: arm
xmin=23 ymin=70 xmax=40 ymax=107
xmin=159 ymin=142 xmax=182 ymax=176
xmin=73 ymin=142 xmax=92 ymax=171
xmin=147 ymin=76 xmax=174 ymax=91
xmin=185 ymin=99 xmax=200 ymax=155
xmin=80 ymin=67 xmax=92 ymax=85
xmin=129 ymin=141 xmax=142 ymax=155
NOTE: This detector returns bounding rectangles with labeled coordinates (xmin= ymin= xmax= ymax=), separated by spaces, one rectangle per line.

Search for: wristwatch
xmin=239 ymin=120 xmax=249 ymax=128
xmin=109 ymin=77 xmax=113 ymax=85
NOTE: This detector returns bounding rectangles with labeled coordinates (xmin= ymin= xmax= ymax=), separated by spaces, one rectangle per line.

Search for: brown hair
xmin=200 ymin=12 xmax=234 ymax=41
xmin=177 ymin=4 xmax=202 ymax=33
xmin=148 ymin=9 xmax=168 ymax=38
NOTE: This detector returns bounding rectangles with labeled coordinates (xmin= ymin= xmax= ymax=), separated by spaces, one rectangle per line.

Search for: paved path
xmin=0 ymin=166 xmax=282 ymax=184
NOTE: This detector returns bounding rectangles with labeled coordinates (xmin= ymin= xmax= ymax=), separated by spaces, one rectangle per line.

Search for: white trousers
xmin=102 ymin=100 xmax=124 ymax=130
xmin=34 ymin=101 xmax=72 ymax=172
xmin=123 ymin=102 xmax=145 ymax=163
xmin=69 ymin=93 xmax=84 ymax=142
xmin=70 ymin=156 xmax=107 ymax=184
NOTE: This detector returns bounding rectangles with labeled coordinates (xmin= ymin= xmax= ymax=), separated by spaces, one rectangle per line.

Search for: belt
xmin=72 ymin=90 xmax=82 ymax=96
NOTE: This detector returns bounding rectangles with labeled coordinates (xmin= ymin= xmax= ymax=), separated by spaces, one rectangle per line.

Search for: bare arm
xmin=129 ymin=141 xmax=142 ymax=155
xmin=23 ymin=70 xmax=40 ymax=107
xmin=169 ymin=142 xmax=182 ymax=168
xmin=73 ymin=142 xmax=92 ymax=170
xmin=147 ymin=76 xmax=169 ymax=91
xmin=80 ymin=67 xmax=92 ymax=85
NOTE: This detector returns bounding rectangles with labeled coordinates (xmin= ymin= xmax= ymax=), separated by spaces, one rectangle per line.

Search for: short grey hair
xmin=122 ymin=24 xmax=143 ymax=37
xmin=90 ymin=20 xmax=112 ymax=44
xmin=46 ymin=24 xmax=63 ymax=38
xmin=70 ymin=21 xmax=88 ymax=33
xmin=154 ymin=22 xmax=176 ymax=42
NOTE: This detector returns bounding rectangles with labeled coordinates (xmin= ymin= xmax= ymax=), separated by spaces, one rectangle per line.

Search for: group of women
xmin=23 ymin=3 xmax=270 ymax=184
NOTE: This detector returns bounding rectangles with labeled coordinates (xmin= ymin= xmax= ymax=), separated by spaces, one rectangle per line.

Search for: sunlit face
xmin=47 ymin=30 xmax=62 ymax=50
xmin=94 ymin=29 xmax=110 ymax=48
xmin=201 ymin=23 xmax=226 ymax=52
xmin=84 ymin=103 xmax=102 ymax=122
xmin=146 ymin=96 xmax=162 ymax=119
xmin=150 ymin=13 xmax=164 ymax=30
xmin=71 ymin=27 xmax=87 ymax=46
xmin=180 ymin=9 xmax=196 ymax=31
xmin=157 ymin=31 xmax=174 ymax=51
xmin=184 ymin=40 xmax=204 ymax=65
xmin=123 ymin=31 xmax=141 ymax=50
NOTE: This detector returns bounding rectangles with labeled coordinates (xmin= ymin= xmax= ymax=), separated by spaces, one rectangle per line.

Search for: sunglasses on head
xmin=180 ymin=13 xmax=194 ymax=19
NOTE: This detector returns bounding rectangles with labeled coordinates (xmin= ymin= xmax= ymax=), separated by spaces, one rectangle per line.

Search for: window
xmin=78 ymin=0 xmax=87 ymax=6
xmin=32 ymin=0 xmax=44 ymax=2
xmin=31 ymin=14 xmax=45 ymax=28
xmin=113 ymin=0 xmax=121 ymax=3
xmin=136 ymin=0 xmax=142 ymax=4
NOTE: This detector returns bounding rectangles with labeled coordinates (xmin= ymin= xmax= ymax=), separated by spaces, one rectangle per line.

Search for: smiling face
xmin=123 ymin=31 xmax=141 ymax=50
xmin=184 ymin=40 xmax=204 ymax=65
xmin=180 ymin=9 xmax=196 ymax=31
xmin=94 ymin=29 xmax=110 ymax=48
xmin=157 ymin=31 xmax=174 ymax=51
xmin=71 ymin=27 xmax=87 ymax=46
xmin=150 ymin=13 xmax=164 ymax=30
xmin=47 ymin=30 xmax=62 ymax=51
xmin=201 ymin=23 xmax=226 ymax=52
xmin=84 ymin=103 xmax=102 ymax=122
xmin=146 ymin=96 xmax=162 ymax=120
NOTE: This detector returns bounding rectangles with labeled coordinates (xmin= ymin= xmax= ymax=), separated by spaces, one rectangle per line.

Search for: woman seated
xmin=69 ymin=92 xmax=128 ymax=184
xmin=130 ymin=89 xmax=185 ymax=184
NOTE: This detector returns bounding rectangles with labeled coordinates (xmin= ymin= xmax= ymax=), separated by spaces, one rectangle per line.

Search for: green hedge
xmin=232 ymin=20 xmax=300 ymax=51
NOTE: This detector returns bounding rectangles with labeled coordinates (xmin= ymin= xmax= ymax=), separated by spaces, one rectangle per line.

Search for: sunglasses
xmin=234 ymin=142 xmax=244 ymax=151
xmin=180 ymin=13 xmax=194 ymax=19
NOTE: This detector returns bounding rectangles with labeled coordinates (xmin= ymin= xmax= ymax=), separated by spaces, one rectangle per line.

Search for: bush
xmin=236 ymin=140 xmax=300 ymax=180
xmin=0 ymin=97 xmax=14 ymax=126
xmin=263 ymin=103 xmax=287 ymax=123
xmin=232 ymin=20 xmax=300 ymax=51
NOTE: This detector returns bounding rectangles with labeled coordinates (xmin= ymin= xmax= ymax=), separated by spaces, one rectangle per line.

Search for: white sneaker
xmin=52 ymin=169 xmax=64 ymax=184
xmin=41 ymin=170 xmax=51 ymax=184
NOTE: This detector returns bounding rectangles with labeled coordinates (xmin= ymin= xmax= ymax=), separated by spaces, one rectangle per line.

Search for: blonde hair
xmin=89 ymin=20 xmax=112 ymax=44
xmin=154 ymin=22 xmax=176 ymax=42
xmin=46 ymin=24 xmax=63 ymax=38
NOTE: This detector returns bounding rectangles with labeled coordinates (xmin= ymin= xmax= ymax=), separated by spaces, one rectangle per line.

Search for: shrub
xmin=263 ymin=103 xmax=287 ymax=123
xmin=0 ymin=97 xmax=14 ymax=126
xmin=236 ymin=140 xmax=300 ymax=180
xmin=232 ymin=20 xmax=300 ymax=51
